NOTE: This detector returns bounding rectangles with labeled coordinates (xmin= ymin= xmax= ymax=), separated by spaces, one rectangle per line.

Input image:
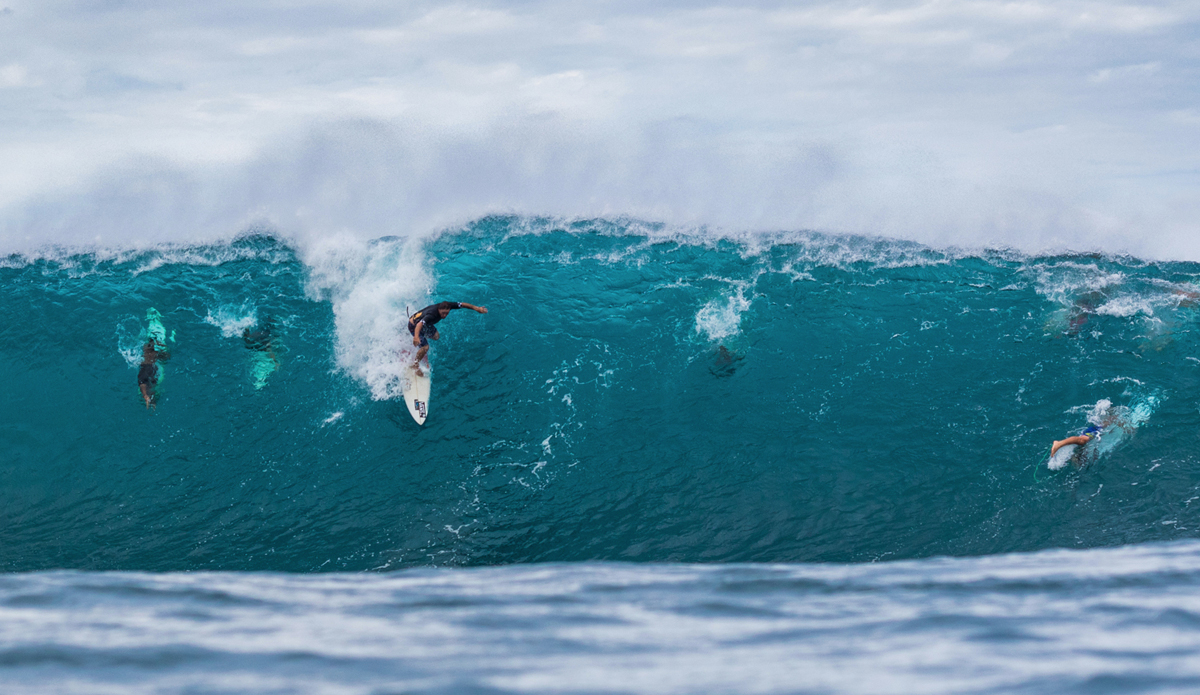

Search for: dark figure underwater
xmin=138 ymin=339 xmax=170 ymax=409
xmin=243 ymin=316 xmax=279 ymax=368
xmin=710 ymin=345 xmax=744 ymax=378
xmin=408 ymin=301 xmax=488 ymax=375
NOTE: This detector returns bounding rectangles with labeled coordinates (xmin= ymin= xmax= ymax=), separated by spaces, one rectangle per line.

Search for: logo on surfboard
xmin=414 ymin=399 xmax=426 ymax=418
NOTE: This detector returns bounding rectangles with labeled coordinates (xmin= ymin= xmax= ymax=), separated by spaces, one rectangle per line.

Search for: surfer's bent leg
xmin=137 ymin=363 xmax=158 ymax=409
xmin=409 ymin=321 xmax=430 ymax=368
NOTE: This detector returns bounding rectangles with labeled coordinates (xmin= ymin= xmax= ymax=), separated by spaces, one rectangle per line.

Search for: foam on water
xmin=9 ymin=542 xmax=1200 ymax=694
xmin=301 ymin=234 xmax=433 ymax=400
xmin=203 ymin=303 xmax=260 ymax=338
xmin=694 ymin=284 xmax=752 ymax=342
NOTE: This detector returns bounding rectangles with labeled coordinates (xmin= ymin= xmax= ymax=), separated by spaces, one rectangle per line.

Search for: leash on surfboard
xmin=1033 ymin=449 xmax=1051 ymax=482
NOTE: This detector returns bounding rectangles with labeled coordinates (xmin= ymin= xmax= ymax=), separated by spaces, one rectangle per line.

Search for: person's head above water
xmin=435 ymin=301 xmax=461 ymax=317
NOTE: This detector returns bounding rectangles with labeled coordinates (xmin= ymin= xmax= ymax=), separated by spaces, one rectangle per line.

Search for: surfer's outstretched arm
xmin=1051 ymin=435 xmax=1091 ymax=456
xmin=459 ymin=303 xmax=488 ymax=314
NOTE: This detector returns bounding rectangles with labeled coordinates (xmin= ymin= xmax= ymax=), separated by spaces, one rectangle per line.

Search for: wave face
xmin=3 ymin=216 xmax=1200 ymax=571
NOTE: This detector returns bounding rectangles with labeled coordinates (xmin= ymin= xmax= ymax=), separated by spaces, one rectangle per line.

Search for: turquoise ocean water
xmin=5 ymin=216 xmax=1200 ymax=692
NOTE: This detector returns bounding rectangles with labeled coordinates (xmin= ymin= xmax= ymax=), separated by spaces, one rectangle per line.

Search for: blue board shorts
xmin=408 ymin=322 xmax=434 ymax=347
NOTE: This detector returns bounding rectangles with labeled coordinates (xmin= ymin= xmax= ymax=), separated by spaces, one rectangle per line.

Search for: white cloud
xmin=1089 ymin=61 xmax=1161 ymax=84
xmin=0 ymin=62 xmax=27 ymax=87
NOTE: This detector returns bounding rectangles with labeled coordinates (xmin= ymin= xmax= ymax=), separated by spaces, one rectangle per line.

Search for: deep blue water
xmin=4 ymin=217 xmax=1199 ymax=571
xmin=5 ymin=215 xmax=1200 ymax=691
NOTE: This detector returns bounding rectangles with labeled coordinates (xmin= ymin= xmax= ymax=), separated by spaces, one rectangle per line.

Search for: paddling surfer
xmin=138 ymin=339 xmax=170 ymax=409
xmin=408 ymin=301 xmax=488 ymax=374
xmin=1050 ymin=400 xmax=1122 ymax=457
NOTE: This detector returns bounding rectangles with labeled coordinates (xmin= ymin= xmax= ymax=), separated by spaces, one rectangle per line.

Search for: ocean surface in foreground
xmin=6 ymin=542 xmax=1200 ymax=694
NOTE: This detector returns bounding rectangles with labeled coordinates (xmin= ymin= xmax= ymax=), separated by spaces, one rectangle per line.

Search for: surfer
xmin=243 ymin=316 xmax=279 ymax=368
xmin=1051 ymin=401 xmax=1124 ymax=457
xmin=1174 ymin=286 xmax=1200 ymax=307
xmin=710 ymin=345 xmax=742 ymax=377
xmin=1064 ymin=290 xmax=1105 ymax=336
xmin=137 ymin=339 xmax=170 ymax=409
xmin=408 ymin=301 xmax=488 ymax=374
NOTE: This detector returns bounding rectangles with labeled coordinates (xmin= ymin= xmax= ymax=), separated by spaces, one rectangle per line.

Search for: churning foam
xmin=1087 ymin=399 xmax=1114 ymax=426
xmin=695 ymin=285 xmax=752 ymax=342
xmin=302 ymin=233 xmax=432 ymax=400
xmin=204 ymin=304 xmax=260 ymax=339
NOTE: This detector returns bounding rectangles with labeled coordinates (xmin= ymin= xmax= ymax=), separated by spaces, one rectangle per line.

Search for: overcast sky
xmin=2 ymin=1 xmax=1199 ymax=256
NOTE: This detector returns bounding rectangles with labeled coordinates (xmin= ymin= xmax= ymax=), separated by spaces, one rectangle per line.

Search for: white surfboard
xmin=402 ymin=360 xmax=431 ymax=425
xmin=1048 ymin=443 xmax=1078 ymax=471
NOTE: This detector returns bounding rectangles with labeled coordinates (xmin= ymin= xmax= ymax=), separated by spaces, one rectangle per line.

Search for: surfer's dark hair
xmin=436 ymin=301 xmax=460 ymax=312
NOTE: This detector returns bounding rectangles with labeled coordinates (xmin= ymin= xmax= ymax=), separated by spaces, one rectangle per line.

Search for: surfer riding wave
xmin=407 ymin=301 xmax=487 ymax=376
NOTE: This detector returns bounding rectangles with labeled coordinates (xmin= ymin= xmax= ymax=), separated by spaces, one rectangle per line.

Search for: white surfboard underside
xmin=402 ymin=362 xmax=432 ymax=425
xmin=1048 ymin=443 xmax=1078 ymax=471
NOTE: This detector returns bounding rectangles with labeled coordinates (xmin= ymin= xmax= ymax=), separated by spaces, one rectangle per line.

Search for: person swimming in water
xmin=243 ymin=315 xmax=279 ymax=368
xmin=1051 ymin=401 xmax=1122 ymax=457
xmin=408 ymin=301 xmax=488 ymax=375
xmin=137 ymin=339 xmax=170 ymax=409
xmin=710 ymin=344 xmax=743 ymax=378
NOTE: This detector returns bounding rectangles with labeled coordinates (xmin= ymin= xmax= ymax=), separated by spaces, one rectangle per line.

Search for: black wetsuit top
xmin=244 ymin=328 xmax=272 ymax=351
xmin=408 ymin=303 xmax=461 ymax=331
